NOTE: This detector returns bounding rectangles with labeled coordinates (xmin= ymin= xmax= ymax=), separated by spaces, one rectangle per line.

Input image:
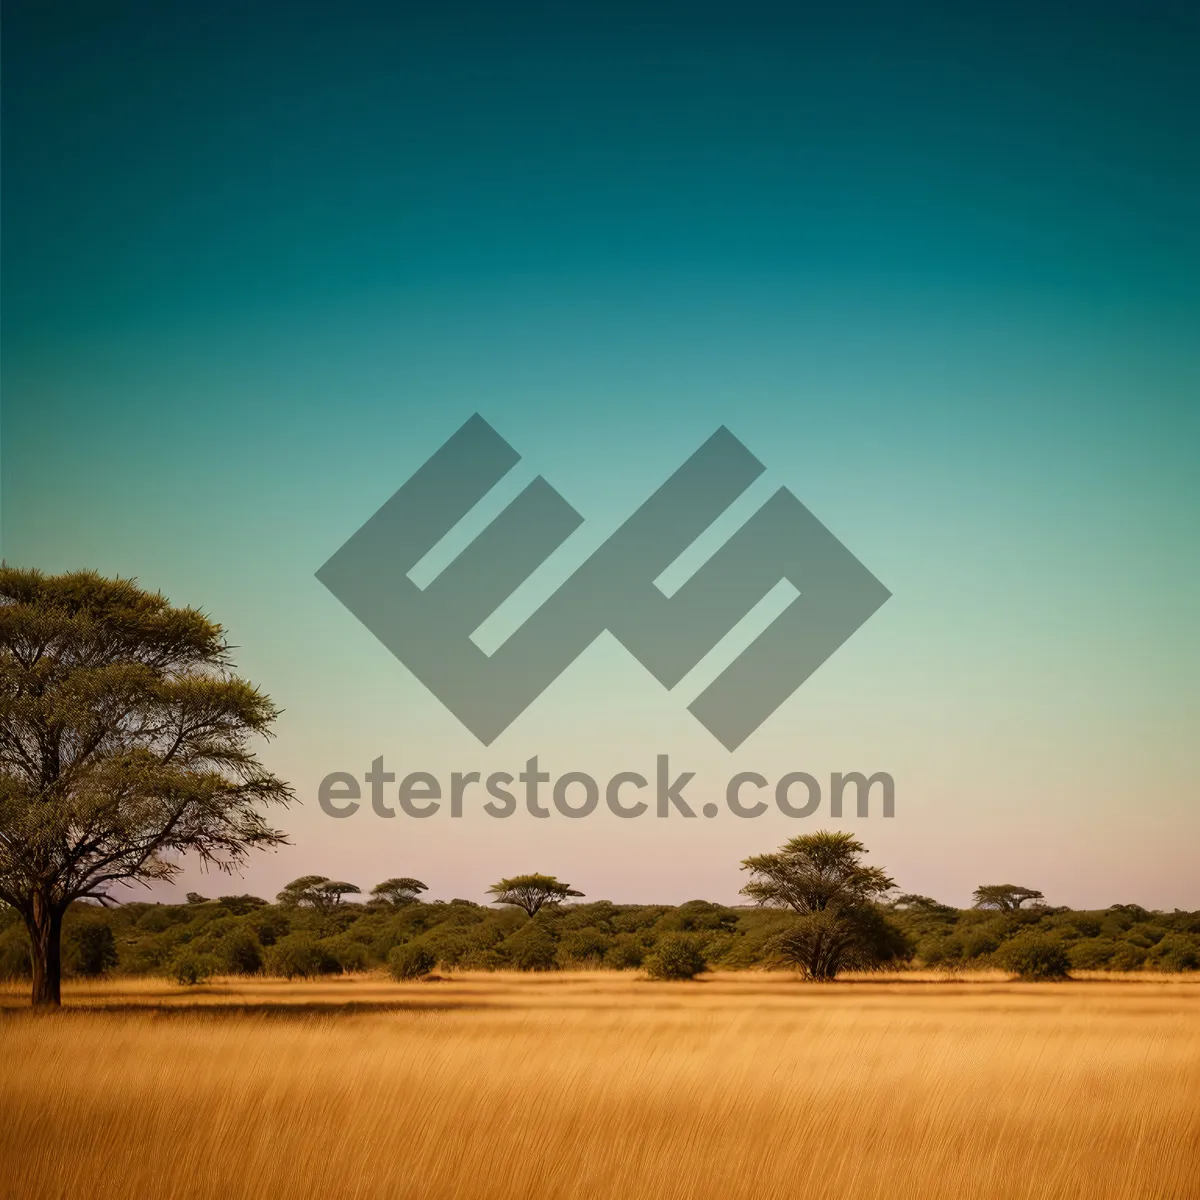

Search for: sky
xmin=2 ymin=0 xmax=1198 ymax=909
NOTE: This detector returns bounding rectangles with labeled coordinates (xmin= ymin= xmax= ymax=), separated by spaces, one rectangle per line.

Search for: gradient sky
xmin=3 ymin=0 xmax=1197 ymax=909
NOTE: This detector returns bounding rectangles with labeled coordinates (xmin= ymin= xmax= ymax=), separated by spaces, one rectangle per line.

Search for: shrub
xmin=656 ymin=901 xmax=739 ymax=934
xmin=388 ymin=943 xmax=437 ymax=980
xmin=918 ymin=935 xmax=960 ymax=967
xmin=501 ymin=922 xmax=558 ymax=971
xmin=323 ymin=935 xmax=370 ymax=973
xmin=64 ymin=922 xmax=119 ymax=977
xmin=770 ymin=906 xmax=909 ymax=981
xmin=172 ymin=951 xmax=219 ymax=986
xmin=557 ymin=928 xmax=612 ymax=967
xmin=1069 ymin=937 xmax=1116 ymax=970
xmin=265 ymin=934 xmax=340 ymax=979
xmin=958 ymin=927 xmax=1003 ymax=960
xmin=217 ymin=895 xmax=269 ymax=916
xmin=603 ymin=933 xmax=646 ymax=970
xmin=0 ymin=925 xmax=32 ymax=980
xmin=699 ymin=931 xmax=737 ymax=965
xmin=137 ymin=906 xmax=183 ymax=933
xmin=219 ymin=929 xmax=264 ymax=975
xmin=1146 ymin=935 xmax=1199 ymax=973
xmin=1109 ymin=942 xmax=1148 ymax=971
xmin=644 ymin=934 xmax=707 ymax=980
xmin=996 ymin=934 xmax=1071 ymax=980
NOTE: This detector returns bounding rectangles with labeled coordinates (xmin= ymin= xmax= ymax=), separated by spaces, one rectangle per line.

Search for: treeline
xmin=1 ymin=849 xmax=1197 ymax=985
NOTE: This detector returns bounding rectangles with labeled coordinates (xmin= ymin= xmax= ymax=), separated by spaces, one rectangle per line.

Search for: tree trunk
xmin=27 ymin=897 xmax=64 ymax=1008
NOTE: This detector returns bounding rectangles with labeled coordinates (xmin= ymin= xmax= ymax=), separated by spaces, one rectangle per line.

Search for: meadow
xmin=2 ymin=971 xmax=1197 ymax=1200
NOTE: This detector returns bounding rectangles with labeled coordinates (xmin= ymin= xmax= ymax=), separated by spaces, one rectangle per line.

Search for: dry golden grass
xmin=2 ymin=971 xmax=1198 ymax=1199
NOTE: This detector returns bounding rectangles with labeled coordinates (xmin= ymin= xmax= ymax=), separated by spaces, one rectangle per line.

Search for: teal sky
xmin=3 ymin=1 xmax=1198 ymax=908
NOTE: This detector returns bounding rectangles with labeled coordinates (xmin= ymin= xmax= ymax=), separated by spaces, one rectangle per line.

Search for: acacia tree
xmin=487 ymin=874 xmax=583 ymax=918
xmin=370 ymin=877 xmax=428 ymax=906
xmin=0 ymin=569 xmax=293 ymax=1007
xmin=276 ymin=875 xmax=361 ymax=911
xmin=741 ymin=831 xmax=900 ymax=980
xmin=972 ymin=884 xmax=1044 ymax=912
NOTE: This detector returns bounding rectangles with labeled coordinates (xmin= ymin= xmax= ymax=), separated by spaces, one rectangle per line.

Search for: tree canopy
xmin=741 ymin=832 xmax=899 ymax=980
xmin=741 ymin=831 xmax=895 ymax=914
xmin=0 ymin=568 xmax=293 ymax=1005
xmin=370 ymin=877 xmax=428 ymax=906
xmin=276 ymin=875 xmax=361 ymax=911
xmin=972 ymin=884 xmax=1045 ymax=912
xmin=486 ymin=874 xmax=583 ymax=917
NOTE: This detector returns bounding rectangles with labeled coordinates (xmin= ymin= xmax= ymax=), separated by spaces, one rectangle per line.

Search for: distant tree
xmin=264 ymin=933 xmax=339 ymax=978
xmin=770 ymin=906 xmax=908 ymax=981
xmin=219 ymin=929 xmax=264 ymax=975
xmin=0 ymin=568 xmax=293 ymax=1007
xmin=217 ymin=894 xmax=267 ymax=916
xmin=741 ymin=832 xmax=900 ymax=981
xmin=1147 ymin=935 xmax=1199 ymax=973
xmin=370 ymin=877 xmax=428 ymax=906
xmin=500 ymin=921 xmax=558 ymax=970
xmin=172 ymin=950 xmax=219 ymax=986
xmin=388 ymin=942 xmax=436 ymax=980
xmin=317 ymin=881 xmax=361 ymax=907
xmin=0 ymin=922 xmax=32 ymax=980
xmin=185 ymin=892 xmax=210 ymax=904
xmin=972 ymin=885 xmax=1045 ymax=912
xmin=892 ymin=894 xmax=950 ymax=912
xmin=276 ymin=875 xmax=328 ymax=906
xmin=644 ymin=933 xmax=707 ymax=980
xmin=487 ymin=874 xmax=583 ymax=918
xmin=276 ymin=876 xmax=361 ymax=912
xmin=996 ymin=933 xmax=1070 ymax=980
xmin=64 ymin=921 xmax=119 ymax=976
xmin=742 ymin=832 xmax=895 ymax=914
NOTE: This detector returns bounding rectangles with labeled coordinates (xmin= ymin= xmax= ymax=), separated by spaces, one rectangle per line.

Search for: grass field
xmin=1 ymin=972 xmax=1197 ymax=1199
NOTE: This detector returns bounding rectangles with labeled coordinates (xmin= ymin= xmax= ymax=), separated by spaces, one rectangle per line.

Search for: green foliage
xmin=972 ymin=885 xmax=1045 ymax=912
xmin=996 ymin=933 xmax=1071 ymax=980
xmin=370 ymin=878 xmax=428 ymax=906
xmin=3 ymin=871 xmax=1194 ymax=987
xmin=63 ymin=920 xmax=119 ymax=977
xmin=657 ymin=900 xmax=739 ymax=934
xmin=0 ymin=567 xmax=294 ymax=1007
xmin=1109 ymin=942 xmax=1148 ymax=971
xmin=137 ymin=906 xmax=187 ymax=933
xmin=1147 ymin=935 xmax=1199 ymax=972
xmin=603 ymin=933 xmax=647 ymax=970
xmin=388 ymin=943 xmax=437 ymax=980
xmin=218 ymin=929 xmax=264 ymax=975
xmin=770 ymin=905 xmax=908 ymax=981
xmin=321 ymin=934 xmax=370 ymax=972
xmin=172 ymin=951 xmax=219 ymax=985
xmin=218 ymin=895 xmax=268 ymax=916
xmin=1069 ymin=937 xmax=1116 ymax=970
xmin=644 ymin=933 xmax=707 ymax=980
xmin=276 ymin=877 xmax=361 ymax=912
xmin=264 ymin=934 xmax=340 ymax=979
xmin=0 ymin=923 xmax=32 ymax=980
xmin=741 ymin=833 xmax=902 ymax=980
xmin=487 ymin=874 xmax=584 ymax=917
xmin=501 ymin=921 xmax=559 ymax=971
xmin=741 ymin=832 xmax=895 ymax=913
xmin=557 ymin=927 xmax=611 ymax=966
